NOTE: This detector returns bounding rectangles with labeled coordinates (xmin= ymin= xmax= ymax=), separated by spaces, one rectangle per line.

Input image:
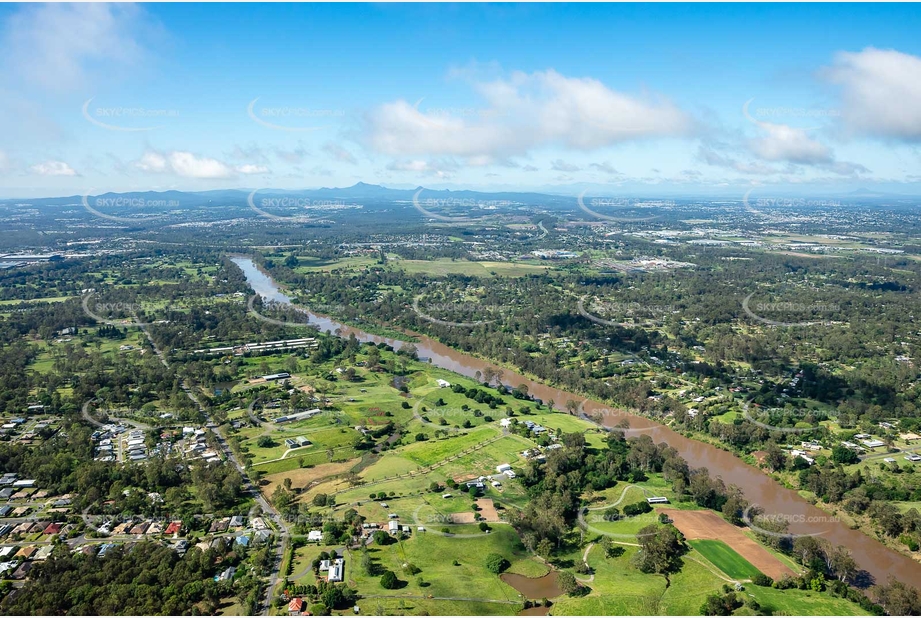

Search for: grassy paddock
xmin=689 ymin=539 xmax=763 ymax=580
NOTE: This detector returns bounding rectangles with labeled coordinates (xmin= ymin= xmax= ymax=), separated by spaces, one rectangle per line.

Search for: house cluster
xmin=208 ymin=514 xmax=248 ymax=534
xmin=462 ymin=476 xmax=499 ymax=492
xmin=98 ymin=518 xmax=183 ymax=536
xmin=193 ymin=337 xmax=319 ymax=357
xmin=838 ymin=434 xmax=886 ymax=456
xmin=92 ymin=423 xmax=132 ymax=462
xmin=495 ymin=463 xmax=516 ymax=479
xmin=0 ymin=415 xmax=57 ymax=446
xmin=123 ymin=429 xmax=151 ymax=462
xmin=788 ymin=440 xmax=825 ymax=465
xmin=0 ymin=541 xmax=58 ymax=580
xmin=521 ymin=419 xmax=548 ymax=435
xmin=284 ymin=436 xmax=311 ymax=449
xmin=0 ymin=475 xmax=39 ymax=505
xmin=180 ymin=426 xmax=221 ymax=463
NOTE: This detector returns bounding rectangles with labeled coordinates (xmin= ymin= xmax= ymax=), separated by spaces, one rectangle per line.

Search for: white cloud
xmin=322 ymin=142 xmax=357 ymax=165
xmin=2 ymin=4 xmax=147 ymax=91
xmin=748 ymin=123 xmax=831 ymax=164
xmin=30 ymin=160 xmax=77 ymax=176
xmin=236 ymin=164 xmax=269 ymax=175
xmin=386 ymin=159 xmax=457 ymax=178
xmin=135 ymin=151 xmax=168 ymax=173
xmin=367 ymin=69 xmax=692 ymax=158
xmin=133 ymin=149 xmax=236 ymax=179
xmin=827 ymin=47 xmax=921 ymax=141
xmin=740 ymin=100 xmax=867 ymax=176
xmin=167 ymin=152 xmax=233 ymax=179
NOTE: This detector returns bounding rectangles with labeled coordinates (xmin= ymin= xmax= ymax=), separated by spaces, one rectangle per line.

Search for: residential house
xmin=288 ymin=598 xmax=305 ymax=616
xmin=328 ymin=558 xmax=344 ymax=582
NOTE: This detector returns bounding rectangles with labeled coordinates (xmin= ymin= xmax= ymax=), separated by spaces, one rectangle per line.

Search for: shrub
xmin=485 ymin=553 xmax=510 ymax=574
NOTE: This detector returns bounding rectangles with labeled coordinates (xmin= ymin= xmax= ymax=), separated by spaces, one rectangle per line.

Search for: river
xmin=231 ymin=256 xmax=921 ymax=590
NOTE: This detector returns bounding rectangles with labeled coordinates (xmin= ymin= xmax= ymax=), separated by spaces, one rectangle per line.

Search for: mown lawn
xmin=690 ymin=539 xmax=763 ymax=580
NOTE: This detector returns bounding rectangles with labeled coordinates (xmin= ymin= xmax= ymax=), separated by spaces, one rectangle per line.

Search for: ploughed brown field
xmin=659 ymin=508 xmax=796 ymax=580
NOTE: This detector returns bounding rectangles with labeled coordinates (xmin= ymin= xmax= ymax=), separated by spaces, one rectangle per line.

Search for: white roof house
xmin=328 ymin=559 xmax=344 ymax=582
xmin=307 ymin=530 xmax=323 ymax=542
xmin=496 ymin=463 xmax=512 ymax=473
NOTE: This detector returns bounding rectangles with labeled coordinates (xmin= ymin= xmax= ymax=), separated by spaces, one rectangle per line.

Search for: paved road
xmin=536 ymin=220 xmax=549 ymax=239
xmin=136 ymin=319 xmax=288 ymax=615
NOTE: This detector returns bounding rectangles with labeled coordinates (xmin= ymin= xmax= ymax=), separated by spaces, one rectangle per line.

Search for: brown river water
xmin=500 ymin=572 xmax=562 ymax=599
xmin=233 ymin=257 xmax=921 ymax=590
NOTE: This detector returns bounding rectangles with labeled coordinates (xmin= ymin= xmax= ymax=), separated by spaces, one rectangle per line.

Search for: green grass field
xmin=690 ymin=539 xmax=763 ymax=580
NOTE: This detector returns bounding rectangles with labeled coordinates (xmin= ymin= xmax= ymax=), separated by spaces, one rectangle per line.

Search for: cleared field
xmin=659 ymin=508 xmax=795 ymax=580
xmin=690 ymin=539 xmax=763 ymax=580
xmin=393 ymin=258 xmax=551 ymax=277
xmin=261 ymin=459 xmax=360 ymax=499
xmin=400 ymin=425 xmax=501 ymax=466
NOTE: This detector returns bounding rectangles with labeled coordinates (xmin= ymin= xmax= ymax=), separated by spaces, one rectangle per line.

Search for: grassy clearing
xmin=400 ymin=425 xmax=501 ymax=467
xmin=345 ymin=524 xmax=536 ymax=604
xmin=747 ymin=585 xmax=868 ymax=616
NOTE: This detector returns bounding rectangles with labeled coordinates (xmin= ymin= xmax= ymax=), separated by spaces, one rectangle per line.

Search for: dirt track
xmin=659 ymin=508 xmax=796 ymax=580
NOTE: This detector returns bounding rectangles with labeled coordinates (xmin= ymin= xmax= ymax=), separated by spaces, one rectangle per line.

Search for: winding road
xmin=135 ymin=319 xmax=289 ymax=615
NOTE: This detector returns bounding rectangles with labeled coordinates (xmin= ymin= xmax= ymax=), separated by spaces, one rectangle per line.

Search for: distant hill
xmin=1 ymin=183 xmax=574 ymax=208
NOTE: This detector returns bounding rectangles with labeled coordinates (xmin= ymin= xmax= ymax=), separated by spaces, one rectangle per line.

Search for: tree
xmin=828 ymin=545 xmax=858 ymax=583
xmin=312 ymin=493 xmax=328 ymax=507
xmin=700 ymin=592 xmax=744 ymax=616
xmin=485 ymin=553 xmax=509 ymax=574
xmin=831 ymin=445 xmax=860 ymax=465
xmin=380 ymin=570 xmax=400 ymax=589
xmin=721 ymin=489 xmax=748 ymax=526
xmin=631 ymin=524 xmax=686 ymax=575
xmin=764 ymin=442 xmax=788 ymax=471
xmin=874 ymin=577 xmax=921 ymax=616
xmin=557 ymin=571 xmax=583 ymax=596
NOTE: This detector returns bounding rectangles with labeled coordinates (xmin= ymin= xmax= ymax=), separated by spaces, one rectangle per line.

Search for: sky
xmin=1 ymin=2 xmax=921 ymax=198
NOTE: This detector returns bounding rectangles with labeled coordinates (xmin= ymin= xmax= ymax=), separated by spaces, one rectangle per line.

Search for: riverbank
xmin=231 ymin=255 xmax=921 ymax=591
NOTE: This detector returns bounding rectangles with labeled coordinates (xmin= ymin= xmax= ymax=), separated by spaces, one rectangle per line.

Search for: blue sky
xmin=1 ymin=3 xmax=920 ymax=197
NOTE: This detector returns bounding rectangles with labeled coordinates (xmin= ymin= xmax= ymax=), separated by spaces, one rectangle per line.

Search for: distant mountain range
xmin=1 ymin=182 xmax=914 ymax=206
xmin=1 ymin=183 xmax=576 ymax=207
